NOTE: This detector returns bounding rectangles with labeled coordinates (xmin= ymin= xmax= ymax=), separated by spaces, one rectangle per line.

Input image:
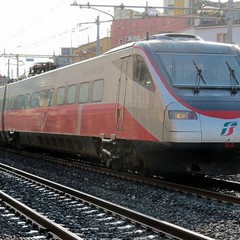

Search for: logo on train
xmin=221 ymin=121 xmax=237 ymax=136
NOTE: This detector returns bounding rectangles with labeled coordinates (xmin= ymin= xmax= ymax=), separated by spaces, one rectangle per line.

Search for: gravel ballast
xmin=0 ymin=152 xmax=240 ymax=240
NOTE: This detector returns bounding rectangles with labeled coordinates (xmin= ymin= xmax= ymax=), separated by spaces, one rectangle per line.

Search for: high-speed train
xmin=1 ymin=33 xmax=240 ymax=175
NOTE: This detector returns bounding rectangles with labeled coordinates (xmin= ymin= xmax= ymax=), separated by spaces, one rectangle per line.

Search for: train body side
xmin=0 ymin=46 xmax=163 ymax=159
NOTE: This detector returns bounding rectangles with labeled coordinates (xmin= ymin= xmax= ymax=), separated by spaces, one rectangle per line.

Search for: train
xmin=1 ymin=33 xmax=240 ymax=175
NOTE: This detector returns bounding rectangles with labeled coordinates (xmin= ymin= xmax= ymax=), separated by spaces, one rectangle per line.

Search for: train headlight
xmin=168 ymin=110 xmax=198 ymax=120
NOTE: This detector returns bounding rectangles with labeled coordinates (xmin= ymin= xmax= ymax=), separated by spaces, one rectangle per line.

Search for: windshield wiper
xmin=226 ymin=61 xmax=239 ymax=94
xmin=193 ymin=61 xmax=206 ymax=94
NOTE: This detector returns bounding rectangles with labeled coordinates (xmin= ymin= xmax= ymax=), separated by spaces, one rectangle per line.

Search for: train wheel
xmin=136 ymin=160 xmax=152 ymax=177
xmin=111 ymin=152 xmax=125 ymax=172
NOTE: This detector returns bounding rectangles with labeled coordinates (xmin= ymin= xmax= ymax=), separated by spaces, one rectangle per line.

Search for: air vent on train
xmin=147 ymin=33 xmax=203 ymax=41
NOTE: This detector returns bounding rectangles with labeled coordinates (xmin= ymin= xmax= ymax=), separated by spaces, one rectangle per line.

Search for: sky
xmin=0 ymin=0 xmax=227 ymax=77
xmin=0 ymin=1 xmax=164 ymax=54
xmin=0 ymin=0 xmax=165 ymax=77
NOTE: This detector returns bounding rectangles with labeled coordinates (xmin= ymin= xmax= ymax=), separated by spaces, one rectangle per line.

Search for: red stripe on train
xmin=3 ymin=103 xmax=159 ymax=142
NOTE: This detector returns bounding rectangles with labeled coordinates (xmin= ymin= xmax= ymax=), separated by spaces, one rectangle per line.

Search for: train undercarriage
xmin=1 ymin=130 xmax=240 ymax=176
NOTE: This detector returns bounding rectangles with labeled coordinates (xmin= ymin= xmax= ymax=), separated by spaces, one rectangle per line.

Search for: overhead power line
xmin=71 ymin=2 xmax=240 ymax=12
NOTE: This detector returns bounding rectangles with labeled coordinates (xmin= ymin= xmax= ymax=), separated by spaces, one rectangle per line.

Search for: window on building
xmin=217 ymin=33 xmax=227 ymax=43
xmin=61 ymin=48 xmax=72 ymax=55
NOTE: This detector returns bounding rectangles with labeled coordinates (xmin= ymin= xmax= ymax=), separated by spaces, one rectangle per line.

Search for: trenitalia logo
xmin=221 ymin=122 xmax=237 ymax=136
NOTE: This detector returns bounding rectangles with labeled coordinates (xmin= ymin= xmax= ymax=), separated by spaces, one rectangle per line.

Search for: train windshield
xmin=157 ymin=53 xmax=240 ymax=89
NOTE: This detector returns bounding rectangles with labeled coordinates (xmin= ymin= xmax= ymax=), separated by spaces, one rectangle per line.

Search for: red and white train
xmin=1 ymin=33 xmax=240 ymax=175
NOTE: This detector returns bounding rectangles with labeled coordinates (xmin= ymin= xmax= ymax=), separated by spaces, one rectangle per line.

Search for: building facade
xmin=184 ymin=24 xmax=240 ymax=46
xmin=163 ymin=0 xmax=204 ymax=15
xmin=55 ymin=47 xmax=73 ymax=68
xmin=64 ymin=1 xmax=240 ymax=65
xmin=72 ymin=37 xmax=111 ymax=63
xmin=111 ymin=16 xmax=191 ymax=48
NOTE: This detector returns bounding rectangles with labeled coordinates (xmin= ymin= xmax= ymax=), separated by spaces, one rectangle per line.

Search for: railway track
xmin=1 ymin=149 xmax=240 ymax=239
xmin=0 ymin=191 xmax=82 ymax=240
xmin=18 ymin=148 xmax=240 ymax=205
xmin=0 ymin=163 xmax=214 ymax=240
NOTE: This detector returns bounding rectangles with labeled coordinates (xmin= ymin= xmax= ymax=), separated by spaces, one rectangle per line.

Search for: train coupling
xmin=100 ymin=133 xmax=116 ymax=143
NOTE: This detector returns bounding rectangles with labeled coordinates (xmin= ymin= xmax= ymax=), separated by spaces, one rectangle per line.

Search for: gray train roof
xmin=137 ymin=33 xmax=238 ymax=55
xmin=105 ymin=33 xmax=238 ymax=55
xmin=138 ymin=40 xmax=238 ymax=55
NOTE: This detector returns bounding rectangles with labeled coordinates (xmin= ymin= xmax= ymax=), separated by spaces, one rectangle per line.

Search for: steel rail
xmin=134 ymin=175 xmax=240 ymax=205
xmin=0 ymin=190 xmax=83 ymax=240
xmin=2 ymin=148 xmax=239 ymax=205
xmin=120 ymin=173 xmax=240 ymax=205
xmin=5 ymin=148 xmax=240 ymax=205
xmin=0 ymin=163 xmax=213 ymax=240
xmin=52 ymin=155 xmax=240 ymax=205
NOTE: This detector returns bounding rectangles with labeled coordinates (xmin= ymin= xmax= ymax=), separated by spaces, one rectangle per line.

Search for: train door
xmin=115 ymin=58 xmax=129 ymax=130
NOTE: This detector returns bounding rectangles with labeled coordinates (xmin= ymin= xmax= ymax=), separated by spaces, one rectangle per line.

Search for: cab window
xmin=133 ymin=55 xmax=155 ymax=91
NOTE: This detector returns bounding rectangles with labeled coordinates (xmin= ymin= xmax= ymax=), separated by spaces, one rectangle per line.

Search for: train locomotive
xmin=1 ymin=33 xmax=240 ymax=175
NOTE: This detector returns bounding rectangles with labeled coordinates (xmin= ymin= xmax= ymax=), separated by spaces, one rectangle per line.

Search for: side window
xmin=18 ymin=95 xmax=24 ymax=109
xmin=8 ymin=97 xmax=13 ymax=110
xmin=67 ymin=84 xmax=76 ymax=104
xmin=133 ymin=55 xmax=155 ymax=91
xmin=23 ymin=94 xmax=31 ymax=108
xmin=12 ymin=96 xmax=19 ymax=109
xmin=47 ymin=89 xmax=54 ymax=106
xmin=0 ymin=92 xmax=4 ymax=110
xmin=79 ymin=82 xmax=89 ymax=103
xmin=13 ymin=95 xmax=24 ymax=109
xmin=92 ymin=79 xmax=104 ymax=102
xmin=39 ymin=89 xmax=53 ymax=107
xmin=56 ymin=87 xmax=65 ymax=105
xmin=31 ymin=92 xmax=40 ymax=108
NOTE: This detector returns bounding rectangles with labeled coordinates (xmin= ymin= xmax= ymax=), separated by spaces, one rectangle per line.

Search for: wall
xmin=73 ymin=37 xmax=111 ymax=63
xmin=193 ymin=25 xmax=240 ymax=45
xmin=111 ymin=16 xmax=190 ymax=48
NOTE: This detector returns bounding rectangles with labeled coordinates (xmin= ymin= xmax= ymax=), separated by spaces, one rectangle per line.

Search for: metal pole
xmin=7 ymin=58 xmax=10 ymax=79
xmin=96 ymin=16 xmax=101 ymax=56
xmin=16 ymin=54 xmax=19 ymax=78
xmin=227 ymin=0 xmax=233 ymax=43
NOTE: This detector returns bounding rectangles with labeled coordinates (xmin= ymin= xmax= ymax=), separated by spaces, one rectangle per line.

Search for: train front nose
xmin=163 ymin=103 xmax=201 ymax=144
xmin=164 ymin=101 xmax=240 ymax=148
xmin=162 ymin=102 xmax=240 ymax=174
